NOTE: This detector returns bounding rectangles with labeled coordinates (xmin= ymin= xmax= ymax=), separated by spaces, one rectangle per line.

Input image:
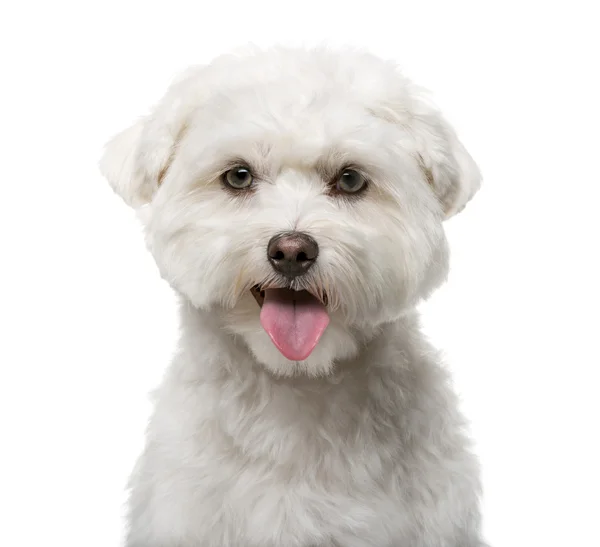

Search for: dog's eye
xmin=224 ymin=166 xmax=253 ymax=189
xmin=336 ymin=169 xmax=367 ymax=194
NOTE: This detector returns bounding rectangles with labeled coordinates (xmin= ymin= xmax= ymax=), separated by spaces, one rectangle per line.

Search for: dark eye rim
xmin=329 ymin=167 xmax=369 ymax=197
xmin=222 ymin=165 xmax=255 ymax=190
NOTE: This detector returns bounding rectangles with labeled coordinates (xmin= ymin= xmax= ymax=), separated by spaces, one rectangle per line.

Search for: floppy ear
xmin=99 ymin=116 xmax=179 ymax=209
xmin=100 ymin=65 xmax=205 ymax=208
xmin=411 ymin=104 xmax=481 ymax=219
xmin=375 ymin=88 xmax=481 ymax=219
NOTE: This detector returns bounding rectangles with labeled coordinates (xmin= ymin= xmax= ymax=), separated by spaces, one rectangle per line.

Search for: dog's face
xmin=101 ymin=48 xmax=480 ymax=377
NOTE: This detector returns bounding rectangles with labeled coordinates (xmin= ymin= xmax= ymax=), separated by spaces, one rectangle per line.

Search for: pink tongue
xmin=260 ymin=289 xmax=330 ymax=361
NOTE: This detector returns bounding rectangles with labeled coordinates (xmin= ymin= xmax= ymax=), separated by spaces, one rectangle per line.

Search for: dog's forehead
xmin=183 ymin=84 xmax=401 ymax=167
xmin=184 ymin=101 xmax=401 ymax=176
xmin=195 ymin=81 xmax=371 ymax=130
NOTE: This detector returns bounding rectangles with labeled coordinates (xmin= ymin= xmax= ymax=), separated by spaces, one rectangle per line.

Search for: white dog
xmin=101 ymin=46 xmax=486 ymax=547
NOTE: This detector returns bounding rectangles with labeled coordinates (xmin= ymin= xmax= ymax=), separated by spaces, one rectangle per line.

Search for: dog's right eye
xmin=224 ymin=166 xmax=253 ymax=189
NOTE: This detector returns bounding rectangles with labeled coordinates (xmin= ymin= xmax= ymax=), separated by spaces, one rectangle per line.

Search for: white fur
xmin=101 ymin=46 xmax=486 ymax=546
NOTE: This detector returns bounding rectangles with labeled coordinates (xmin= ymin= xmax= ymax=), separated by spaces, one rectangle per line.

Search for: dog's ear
xmin=377 ymin=93 xmax=481 ymax=219
xmin=412 ymin=106 xmax=481 ymax=218
xmin=100 ymin=117 xmax=177 ymax=209
xmin=100 ymin=67 xmax=204 ymax=208
xmin=100 ymin=119 xmax=145 ymax=208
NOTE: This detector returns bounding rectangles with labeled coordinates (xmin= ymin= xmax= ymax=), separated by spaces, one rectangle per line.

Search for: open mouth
xmin=250 ymin=286 xmax=328 ymax=307
xmin=250 ymin=285 xmax=330 ymax=361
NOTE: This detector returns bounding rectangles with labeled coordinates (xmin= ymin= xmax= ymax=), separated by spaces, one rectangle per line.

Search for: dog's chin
xmin=222 ymin=290 xmax=360 ymax=378
xmin=244 ymin=321 xmax=360 ymax=378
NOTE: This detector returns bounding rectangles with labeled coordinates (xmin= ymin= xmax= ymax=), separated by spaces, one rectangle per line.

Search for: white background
xmin=1 ymin=1 xmax=599 ymax=545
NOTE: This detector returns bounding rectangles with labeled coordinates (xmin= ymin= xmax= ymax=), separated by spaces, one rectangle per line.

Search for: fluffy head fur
xmin=101 ymin=46 xmax=480 ymax=377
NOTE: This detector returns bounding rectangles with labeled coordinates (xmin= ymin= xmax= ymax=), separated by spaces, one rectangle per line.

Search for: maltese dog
xmin=101 ymin=46 xmax=486 ymax=547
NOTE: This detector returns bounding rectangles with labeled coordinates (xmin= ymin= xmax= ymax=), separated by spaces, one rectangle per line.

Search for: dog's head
xmin=100 ymin=47 xmax=480 ymax=376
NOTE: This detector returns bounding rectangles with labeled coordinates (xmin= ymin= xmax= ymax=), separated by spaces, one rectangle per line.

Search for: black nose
xmin=267 ymin=232 xmax=319 ymax=278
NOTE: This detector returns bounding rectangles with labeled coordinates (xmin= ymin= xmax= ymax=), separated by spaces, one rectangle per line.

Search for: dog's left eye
xmin=224 ymin=166 xmax=253 ymax=189
xmin=336 ymin=169 xmax=367 ymax=194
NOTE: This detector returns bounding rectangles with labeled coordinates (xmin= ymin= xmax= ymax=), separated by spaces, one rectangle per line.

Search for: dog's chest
xmin=131 ymin=361 xmax=474 ymax=547
xmin=156 ymin=380 xmax=449 ymax=545
xmin=189 ymin=426 xmax=418 ymax=546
